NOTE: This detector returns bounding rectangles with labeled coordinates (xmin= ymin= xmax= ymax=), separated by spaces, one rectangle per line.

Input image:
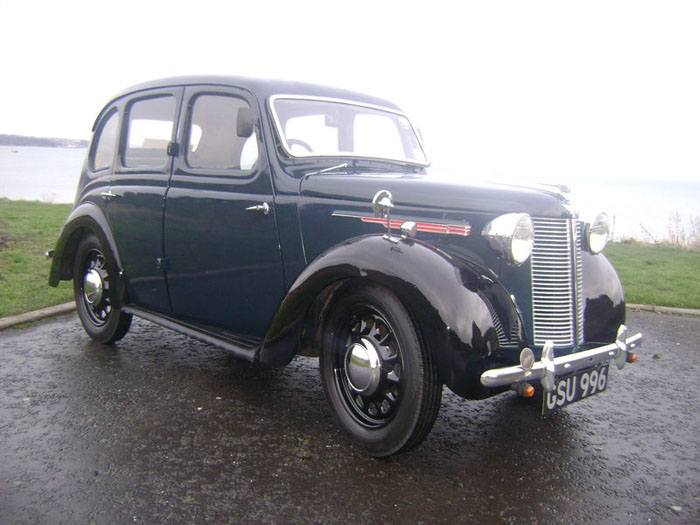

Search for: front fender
xmin=582 ymin=251 xmax=626 ymax=344
xmin=260 ymin=235 xmax=524 ymax=399
xmin=49 ymin=202 xmax=122 ymax=287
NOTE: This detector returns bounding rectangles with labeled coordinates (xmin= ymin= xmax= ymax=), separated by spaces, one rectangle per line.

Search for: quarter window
xmin=124 ymin=96 xmax=176 ymax=167
xmin=92 ymin=111 xmax=119 ymax=172
xmin=186 ymin=94 xmax=258 ymax=171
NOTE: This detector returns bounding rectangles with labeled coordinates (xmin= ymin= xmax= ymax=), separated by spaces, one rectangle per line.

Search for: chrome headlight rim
xmin=584 ymin=212 xmax=610 ymax=254
xmin=482 ymin=213 xmax=535 ymax=265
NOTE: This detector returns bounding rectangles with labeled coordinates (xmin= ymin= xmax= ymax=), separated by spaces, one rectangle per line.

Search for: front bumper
xmin=480 ymin=325 xmax=642 ymax=393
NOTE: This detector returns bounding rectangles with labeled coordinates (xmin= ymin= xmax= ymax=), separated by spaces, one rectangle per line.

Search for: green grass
xmin=1 ymin=199 xmax=699 ymax=318
xmin=605 ymin=241 xmax=700 ymax=310
xmin=0 ymin=199 xmax=74 ymax=317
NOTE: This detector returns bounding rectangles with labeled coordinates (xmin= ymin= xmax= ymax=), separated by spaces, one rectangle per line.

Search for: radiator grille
xmin=530 ymin=218 xmax=583 ymax=347
xmin=574 ymin=221 xmax=584 ymax=344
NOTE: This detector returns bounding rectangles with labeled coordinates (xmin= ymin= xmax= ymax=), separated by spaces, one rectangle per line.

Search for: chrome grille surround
xmin=530 ymin=218 xmax=583 ymax=347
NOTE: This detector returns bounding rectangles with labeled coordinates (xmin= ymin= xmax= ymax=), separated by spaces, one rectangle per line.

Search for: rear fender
xmin=260 ymin=235 xmax=524 ymax=399
xmin=49 ymin=202 xmax=122 ymax=287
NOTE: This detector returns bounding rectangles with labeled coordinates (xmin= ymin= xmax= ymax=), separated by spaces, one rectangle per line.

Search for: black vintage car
xmin=49 ymin=76 xmax=642 ymax=456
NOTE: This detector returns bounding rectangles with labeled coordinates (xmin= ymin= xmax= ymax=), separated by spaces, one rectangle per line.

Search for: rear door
xmin=163 ymin=86 xmax=284 ymax=338
xmin=107 ymin=88 xmax=183 ymax=313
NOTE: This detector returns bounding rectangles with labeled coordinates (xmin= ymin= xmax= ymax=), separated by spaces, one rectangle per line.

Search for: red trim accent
xmin=360 ymin=217 xmax=470 ymax=236
xmin=361 ymin=217 xmax=403 ymax=228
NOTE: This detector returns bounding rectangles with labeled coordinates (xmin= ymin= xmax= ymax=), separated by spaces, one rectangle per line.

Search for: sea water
xmin=0 ymin=146 xmax=85 ymax=204
xmin=1 ymin=145 xmax=697 ymax=241
xmin=569 ymin=176 xmax=699 ymax=242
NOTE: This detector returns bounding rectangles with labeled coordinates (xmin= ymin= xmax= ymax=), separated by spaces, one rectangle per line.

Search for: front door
xmin=163 ymin=86 xmax=284 ymax=338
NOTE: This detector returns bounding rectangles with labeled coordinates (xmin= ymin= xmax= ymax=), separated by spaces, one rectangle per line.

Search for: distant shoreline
xmin=0 ymin=134 xmax=88 ymax=149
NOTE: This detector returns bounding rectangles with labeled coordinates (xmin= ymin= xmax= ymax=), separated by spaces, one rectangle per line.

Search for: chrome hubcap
xmin=345 ymin=338 xmax=382 ymax=396
xmin=79 ymin=249 xmax=112 ymax=327
xmin=334 ymin=307 xmax=403 ymax=427
xmin=83 ymin=269 xmax=104 ymax=305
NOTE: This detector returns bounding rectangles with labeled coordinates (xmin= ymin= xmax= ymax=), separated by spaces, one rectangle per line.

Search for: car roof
xmin=94 ymin=75 xmax=403 ymax=130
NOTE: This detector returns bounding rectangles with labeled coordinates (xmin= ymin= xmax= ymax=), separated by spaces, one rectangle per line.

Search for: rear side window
xmin=186 ymin=94 xmax=258 ymax=171
xmin=124 ymin=96 xmax=176 ymax=167
xmin=92 ymin=111 xmax=119 ymax=172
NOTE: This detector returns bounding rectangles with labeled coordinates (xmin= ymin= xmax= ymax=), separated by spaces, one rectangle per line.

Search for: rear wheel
xmin=320 ymin=284 xmax=442 ymax=456
xmin=73 ymin=234 xmax=131 ymax=344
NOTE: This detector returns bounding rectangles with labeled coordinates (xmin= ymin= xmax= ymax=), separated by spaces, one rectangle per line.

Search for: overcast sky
xmin=1 ymin=0 xmax=698 ymax=184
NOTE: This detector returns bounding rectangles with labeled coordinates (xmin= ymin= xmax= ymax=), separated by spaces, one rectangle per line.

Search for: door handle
xmin=100 ymin=190 xmax=118 ymax=200
xmin=246 ymin=202 xmax=270 ymax=215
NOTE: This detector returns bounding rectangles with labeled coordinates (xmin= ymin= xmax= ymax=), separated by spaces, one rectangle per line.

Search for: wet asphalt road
xmin=1 ymin=310 xmax=699 ymax=524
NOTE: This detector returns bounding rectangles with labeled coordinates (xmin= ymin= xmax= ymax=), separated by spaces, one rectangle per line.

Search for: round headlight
xmin=482 ymin=213 xmax=534 ymax=265
xmin=586 ymin=212 xmax=610 ymax=254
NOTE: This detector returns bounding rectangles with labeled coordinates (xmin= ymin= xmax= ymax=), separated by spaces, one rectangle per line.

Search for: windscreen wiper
xmin=305 ymin=162 xmax=349 ymax=177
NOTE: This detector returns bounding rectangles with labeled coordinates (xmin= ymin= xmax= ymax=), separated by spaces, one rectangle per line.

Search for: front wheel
xmin=320 ymin=284 xmax=442 ymax=456
xmin=73 ymin=234 xmax=131 ymax=344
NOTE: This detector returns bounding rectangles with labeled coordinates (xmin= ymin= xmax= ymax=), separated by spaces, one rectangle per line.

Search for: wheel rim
xmin=80 ymin=249 xmax=112 ymax=326
xmin=333 ymin=306 xmax=403 ymax=428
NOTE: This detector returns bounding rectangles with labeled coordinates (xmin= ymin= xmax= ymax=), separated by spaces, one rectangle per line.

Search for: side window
xmin=91 ymin=111 xmax=119 ymax=172
xmin=124 ymin=96 xmax=176 ymax=167
xmin=186 ymin=94 xmax=259 ymax=171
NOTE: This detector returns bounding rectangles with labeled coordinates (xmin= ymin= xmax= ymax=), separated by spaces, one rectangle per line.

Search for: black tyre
xmin=320 ymin=284 xmax=442 ymax=456
xmin=73 ymin=234 xmax=131 ymax=344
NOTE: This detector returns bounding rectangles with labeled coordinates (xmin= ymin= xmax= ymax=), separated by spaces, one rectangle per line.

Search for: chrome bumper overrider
xmin=480 ymin=325 xmax=643 ymax=393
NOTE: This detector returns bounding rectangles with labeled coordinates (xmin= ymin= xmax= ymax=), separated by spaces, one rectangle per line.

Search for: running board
xmin=122 ymin=306 xmax=260 ymax=362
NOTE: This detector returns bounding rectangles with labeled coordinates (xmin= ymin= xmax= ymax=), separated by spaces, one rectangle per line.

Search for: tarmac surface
xmin=1 ymin=310 xmax=698 ymax=523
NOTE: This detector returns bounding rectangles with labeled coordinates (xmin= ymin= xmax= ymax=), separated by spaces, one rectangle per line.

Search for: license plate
xmin=542 ymin=364 xmax=610 ymax=414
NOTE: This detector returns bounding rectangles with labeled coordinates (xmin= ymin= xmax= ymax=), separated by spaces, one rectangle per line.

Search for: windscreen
xmin=271 ymin=97 xmax=428 ymax=165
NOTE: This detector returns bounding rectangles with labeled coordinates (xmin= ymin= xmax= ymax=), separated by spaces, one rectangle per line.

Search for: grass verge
xmin=0 ymin=199 xmax=73 ymax=317
xmin=1 ymin=199 xmax=698 ymax=318
xmin=604 ymin=241 xmax=700 ymax=310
